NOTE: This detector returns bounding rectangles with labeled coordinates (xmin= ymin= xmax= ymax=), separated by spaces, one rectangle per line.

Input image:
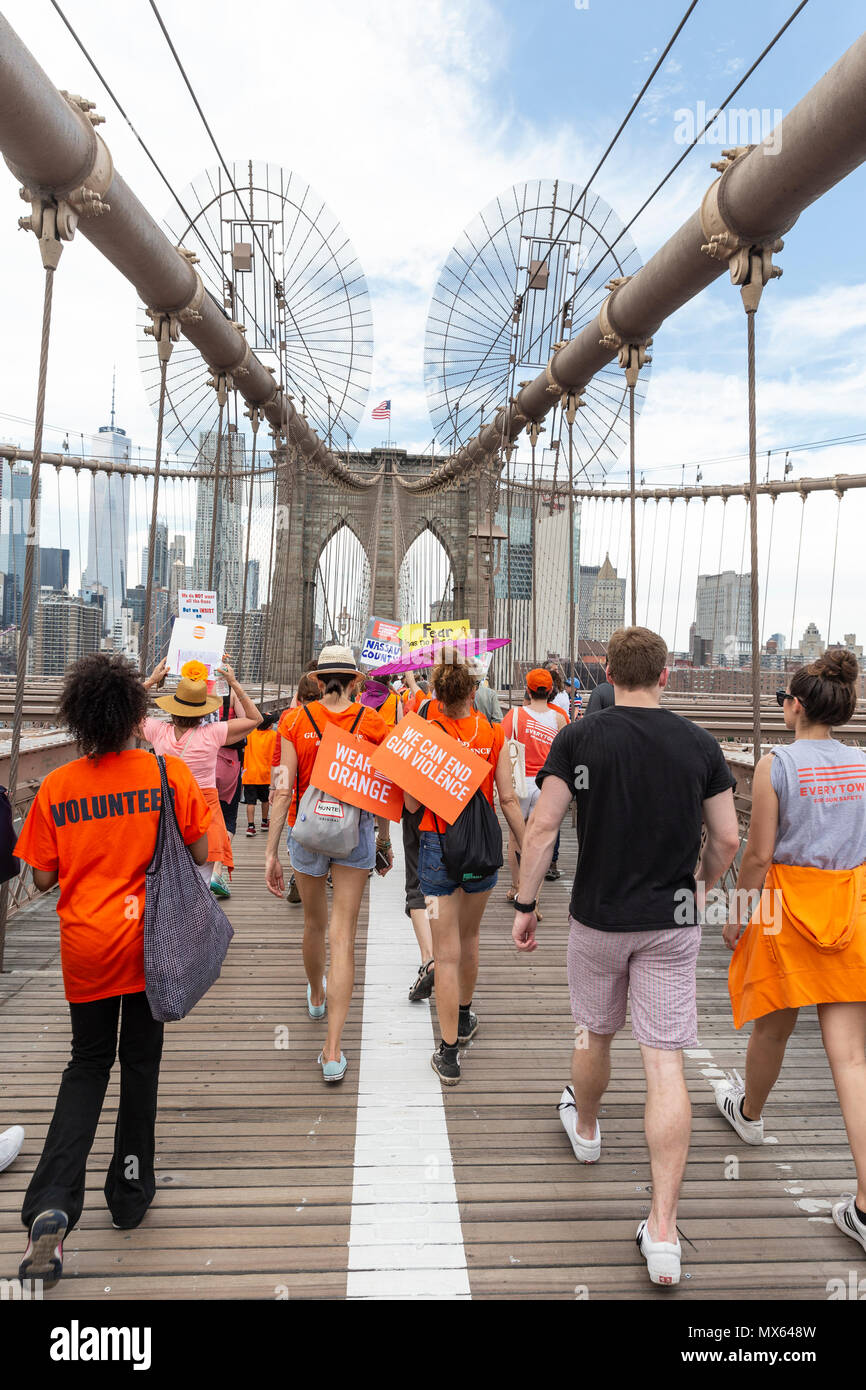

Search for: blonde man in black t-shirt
xmin=511 ymin=626 xmax=739 ymax=1288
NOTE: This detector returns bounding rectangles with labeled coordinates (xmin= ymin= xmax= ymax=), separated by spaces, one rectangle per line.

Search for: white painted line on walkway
xmin=346 ymin=835 xmax=470 ymax=1300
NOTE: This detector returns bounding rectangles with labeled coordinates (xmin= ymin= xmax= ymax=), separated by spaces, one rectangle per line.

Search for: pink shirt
xmin=140 ymin=716 xmax=228 ymax=790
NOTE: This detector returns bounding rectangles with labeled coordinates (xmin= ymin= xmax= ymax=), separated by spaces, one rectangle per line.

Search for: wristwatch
xmin=513 ymin=898 xmax=537 ymax=914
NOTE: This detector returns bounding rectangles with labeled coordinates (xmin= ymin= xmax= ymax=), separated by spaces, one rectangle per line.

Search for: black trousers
xmin=22 ymin=991 xmax=164 ymax=1233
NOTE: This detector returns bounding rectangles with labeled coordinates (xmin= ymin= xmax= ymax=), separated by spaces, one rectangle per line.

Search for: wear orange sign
xmin=370 ymin=711 xmax=491 ymax=825
xmin=309 ymin=721 xmax=404 ymax=821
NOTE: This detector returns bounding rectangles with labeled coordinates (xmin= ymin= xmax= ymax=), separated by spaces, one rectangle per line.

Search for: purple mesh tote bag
xmin=143 ymin=755 xmax=234 ymax=1023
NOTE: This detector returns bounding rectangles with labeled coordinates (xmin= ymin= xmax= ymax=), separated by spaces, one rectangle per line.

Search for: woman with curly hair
xmin=15 ymin=653 xmax=211 ymax=1288
xmin=717 ymin=649 xmax=866 ymax=1255
xmin=138 ymin=656 xmax=261 ymax=893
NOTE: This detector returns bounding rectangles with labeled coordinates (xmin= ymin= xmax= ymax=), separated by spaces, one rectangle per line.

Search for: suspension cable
xmin=0 ymin=253 xmax=60 ymax=968
xmin=140 ymin=355 xmax=170 ymax=674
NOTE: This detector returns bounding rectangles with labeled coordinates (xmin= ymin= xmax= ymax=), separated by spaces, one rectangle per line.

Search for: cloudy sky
xmin=0 ymin=0 xmax=864 ymax=650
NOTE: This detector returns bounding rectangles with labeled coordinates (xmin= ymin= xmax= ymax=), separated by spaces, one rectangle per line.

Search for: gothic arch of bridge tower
xmin=271 ymin=447 xmax=488 ymax=680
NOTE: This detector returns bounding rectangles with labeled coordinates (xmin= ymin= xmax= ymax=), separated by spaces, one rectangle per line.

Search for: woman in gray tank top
xmin=717 ymin=649 xmax=866 ymax=1256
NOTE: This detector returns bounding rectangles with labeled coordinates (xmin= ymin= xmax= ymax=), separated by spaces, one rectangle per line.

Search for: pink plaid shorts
xmin=567 ymin=916 xmax=702 ymax=1050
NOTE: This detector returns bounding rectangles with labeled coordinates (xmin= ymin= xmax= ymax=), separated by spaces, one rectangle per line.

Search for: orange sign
xmin=370 ymin=711 xmax=491 ymax=825
xmin=309 ymin=721 xmax=404 ymax=822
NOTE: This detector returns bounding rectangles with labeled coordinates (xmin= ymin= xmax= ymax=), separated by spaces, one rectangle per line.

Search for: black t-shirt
xmin=536 ymin=706 xmax=735 ymax=931
xmin=586 ymin=681 xmax=615 ymax=714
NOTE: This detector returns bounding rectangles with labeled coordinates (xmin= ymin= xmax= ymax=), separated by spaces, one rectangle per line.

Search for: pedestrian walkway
xmin=0 ymin=826 xmax=860 ymax=1299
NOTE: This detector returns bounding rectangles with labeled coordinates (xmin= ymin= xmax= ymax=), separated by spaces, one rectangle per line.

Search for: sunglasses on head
xmin=776 ymin=689 xmax=795 ymax=708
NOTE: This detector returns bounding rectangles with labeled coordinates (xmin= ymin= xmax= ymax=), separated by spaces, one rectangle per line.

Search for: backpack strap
xmin=419 ymin=699 xmax=431 ymax=720
xmin=349 ymin=707 xmax=365 ymax=735
xmin=303 ymin=705 xmax=323 ymax=739
xmin=296 ymin=705 xmax=323 ymax=817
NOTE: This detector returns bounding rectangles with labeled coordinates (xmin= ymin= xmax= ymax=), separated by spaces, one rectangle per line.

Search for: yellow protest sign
xmin=398 ymin=618 xmax=470 ymax=650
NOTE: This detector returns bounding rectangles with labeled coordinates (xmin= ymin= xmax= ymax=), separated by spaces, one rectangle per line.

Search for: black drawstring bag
xmin=420 ymin=707 xmax=503 ymax=885
xmin=434 ymin=789 xmax=503 ymax=886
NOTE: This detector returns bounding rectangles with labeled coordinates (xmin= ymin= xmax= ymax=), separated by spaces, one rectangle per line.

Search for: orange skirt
xmin=728 ymin=861 xmax=866 ymax=1028
xmin=201 ymin=785 xmax=233 ymax=872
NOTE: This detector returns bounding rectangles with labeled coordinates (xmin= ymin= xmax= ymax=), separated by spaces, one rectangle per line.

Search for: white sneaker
xmin=636 ymin=1219 xmax=681 ymax=1286
xmin=832 ymin=1195 xmax=866 ymax=1254
xmin=557 ymin=1086 xmax=601 ymax=1163
xmin=0 ymin=1125 xmax=24 ymax=1173
xmin=715 ymin=1074 xmax=764 ymax=1145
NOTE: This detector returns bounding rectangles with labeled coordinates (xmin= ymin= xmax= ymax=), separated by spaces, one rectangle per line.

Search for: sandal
xmin=409 ymin=959 xmax=435 ymax=1002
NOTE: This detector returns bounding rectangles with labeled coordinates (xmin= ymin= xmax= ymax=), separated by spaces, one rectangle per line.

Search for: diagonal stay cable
xmin=517 ymin=0 xmax=811 ymax=375
xmin=48 ymin=0 xmax=281 ymax=362
xmin=148 ymin=0 xmax=340 ymax=440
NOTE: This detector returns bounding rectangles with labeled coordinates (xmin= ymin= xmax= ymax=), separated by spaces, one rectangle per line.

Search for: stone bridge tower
xmin=268 ymin=447 xmax=496 ymax=683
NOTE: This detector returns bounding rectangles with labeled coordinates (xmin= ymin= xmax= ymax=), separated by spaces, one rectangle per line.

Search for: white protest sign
xmin=178 ymin=589 xmax=218 ymax=622
xmin=360 ymin=616 xmax=402 ymax=668
xmin=166 ymin=618 xmax=228 ymax=678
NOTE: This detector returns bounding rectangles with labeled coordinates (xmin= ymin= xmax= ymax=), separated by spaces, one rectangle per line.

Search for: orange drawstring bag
xmin=728 ymin=862 xmax=866 ymax=1028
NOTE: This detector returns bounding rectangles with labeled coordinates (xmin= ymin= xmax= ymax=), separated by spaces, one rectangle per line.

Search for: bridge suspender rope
xmin=566 ymin=395 xmax=579 ymax=712
xmin=205 ymin=393 xmax=226 ymax=593
xmin=826 ymin=488 xmax=844 ymax=650
xmin=745 ymin=307 xmax=763 ymax=755
xmin=237 ymin=406 xmax=261 ymax=683
xmin=257 ymin=434 xmax=282 ymax=703
xmin=139 ymin=350 xmax=170 ymax=676
xmin=0 ymin=205 xmax=65 ymax=968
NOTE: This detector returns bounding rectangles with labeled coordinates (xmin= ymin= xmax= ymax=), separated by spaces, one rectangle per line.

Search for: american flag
xmin=372 ymin=399 xmax=391 ymax=420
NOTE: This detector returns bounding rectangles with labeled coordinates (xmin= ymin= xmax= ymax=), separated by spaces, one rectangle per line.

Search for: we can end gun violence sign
xmin=309 ymin=721 xmax=404 ymax=820
xmin=370 ymin=712 xmax=490 ymax=825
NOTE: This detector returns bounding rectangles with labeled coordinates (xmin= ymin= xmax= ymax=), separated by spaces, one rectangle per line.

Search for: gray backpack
xmin=291 ymin=706 xmax=364 ymax=858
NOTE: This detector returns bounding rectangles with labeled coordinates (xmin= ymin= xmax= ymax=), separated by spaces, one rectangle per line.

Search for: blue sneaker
xmin=318 ymin=1052 xmax=347 ymax=1083
xmin=307 ymin=978 xmax=327 ymax=1020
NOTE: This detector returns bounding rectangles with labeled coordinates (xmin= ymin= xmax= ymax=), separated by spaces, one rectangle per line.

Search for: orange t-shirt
xmin=378 ymin=690 xmax=401 ymax=728
xmin=15 ymin=750 xmax=210 ymax=1004
xmin=281 ymin=700 xmax=389 ymax=826
xmin=418 ymin=709 xmax=504 ymax=831
xmin=242 ymin=727 xmax=278 ymax=784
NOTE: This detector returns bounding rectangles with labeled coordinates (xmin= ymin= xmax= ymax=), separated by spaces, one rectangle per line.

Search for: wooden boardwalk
xmin=0 ymin=823 xmax=862 ymax=1301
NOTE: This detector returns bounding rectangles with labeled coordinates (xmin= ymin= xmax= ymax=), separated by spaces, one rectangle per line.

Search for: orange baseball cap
xmin=526 ymin=667 xmax=553 ymax=690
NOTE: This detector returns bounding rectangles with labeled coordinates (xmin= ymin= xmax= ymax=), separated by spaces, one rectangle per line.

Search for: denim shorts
xmin=287 ymin=811 xmax=375 ymax=877
xmin=417 ymin=829 xmax=498 ymax=898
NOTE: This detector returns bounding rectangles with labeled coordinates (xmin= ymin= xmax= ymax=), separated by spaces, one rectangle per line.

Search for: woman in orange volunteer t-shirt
xmin=138 ymin=657 xmax=261 ymax=896
xmin=265 ymin=646 xmax=394 ymax=1085
xmin=14 ymin=654 xmax=210 ymax=1289
xmin=403 ymin=657 xmax=526 ymax=1088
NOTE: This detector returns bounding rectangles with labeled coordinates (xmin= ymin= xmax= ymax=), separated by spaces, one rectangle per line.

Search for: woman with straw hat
xmin=140 ymin=658 xmax=262 ymax=889
xmin=265 ymin=645 xmax=393 ymax=1084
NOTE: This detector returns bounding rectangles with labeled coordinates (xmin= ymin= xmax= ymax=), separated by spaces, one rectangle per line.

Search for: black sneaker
xmin=457 ymin=1010 xmax=478 ymax=1043
xmin=286 ymin=876 xmax=301 ymax=905
xmin=20 ymin=1208 xmax=67 ymax=1288
xmin=431 ymin=1042 xmax=460 ymax=1086
xmin=408 ymin=959 xmax=435 ymax=1002
xmin=545 ymin=863 xmax=562 ymax=881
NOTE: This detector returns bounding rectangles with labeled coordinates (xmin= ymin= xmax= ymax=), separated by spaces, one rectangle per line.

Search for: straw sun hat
xmin=154 ymin=674 xmax=222 ymax=718
xmin=312 ymin=644 xmax=363 ymax=677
